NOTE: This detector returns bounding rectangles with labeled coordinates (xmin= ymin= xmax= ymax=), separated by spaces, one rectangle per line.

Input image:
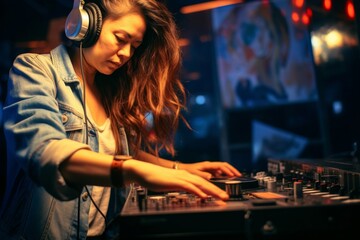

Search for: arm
xmin=3 ymin=53 xmax=88 ymax=200
xmin=59 ymin=149 xmax=230 ymax=200
xmin=135 ymin=150 xmax=242 ymax=180
xmin=135 ymin=150 xmax=176 ymax=168
xmin=4 ymin=52 xmax=229 ymax=201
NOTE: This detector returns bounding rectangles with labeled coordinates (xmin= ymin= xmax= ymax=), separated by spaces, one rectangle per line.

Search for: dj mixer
xmin=112 ymin=158 xmax=360 ymax=239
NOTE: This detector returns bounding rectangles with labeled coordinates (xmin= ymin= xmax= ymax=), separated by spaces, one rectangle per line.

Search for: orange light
xmin=180 ymin=0 xmax=243 ymax=14
xmin=346 ymin=0 xmax=355 ymax=19
xmin=293 ymin=0 xmax=304 ymax=8
xmin=302 ymin=13 xmax=310 ymax=25
xmin=292 ymin=12 xmax=300 ymax=23
xmin=178 ymin=38 xmax=190 ymax=47
xmin=323 ymin=0 xmax=332 ymax=11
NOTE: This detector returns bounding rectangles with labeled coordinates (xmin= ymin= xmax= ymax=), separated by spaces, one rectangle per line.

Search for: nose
xmin=117 ymin=43 xmax=132 ymax=58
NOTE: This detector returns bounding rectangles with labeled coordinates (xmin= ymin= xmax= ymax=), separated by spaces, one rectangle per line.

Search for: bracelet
xmin=111 ymin=155 xmax=132 ymax=188
xmin=172 ymin=161 xmax=180 ymax=170
xmin=111 ymin=160 xmax=124 ymax=188
xmin=113 ymin=155 xmax=133 ymax=161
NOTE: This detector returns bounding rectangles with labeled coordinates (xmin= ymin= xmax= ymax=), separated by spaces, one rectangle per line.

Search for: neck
xmin=70 ymin=47 xmax=96 ymax=86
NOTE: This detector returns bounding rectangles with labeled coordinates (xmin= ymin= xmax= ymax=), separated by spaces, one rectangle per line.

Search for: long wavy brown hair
xmin=93 ymin=0 xmax=187 ymax=157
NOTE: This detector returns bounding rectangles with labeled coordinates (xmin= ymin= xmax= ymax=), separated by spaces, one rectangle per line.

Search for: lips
xmin=110 ymin=61 xmax=122 ymax=68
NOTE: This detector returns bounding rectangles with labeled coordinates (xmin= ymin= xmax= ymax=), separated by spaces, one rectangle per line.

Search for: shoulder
xmin=12 ymin=51 xmax=52 ymax=72
xmin=12 ymin=44 xmax=68 ymax=69
xmin=9 ymin=44 xmax=76 ymax=85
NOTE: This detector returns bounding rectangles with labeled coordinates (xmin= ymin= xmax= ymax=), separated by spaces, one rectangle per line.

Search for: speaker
xmin=65 ymin=0 xmax=103 ymax=47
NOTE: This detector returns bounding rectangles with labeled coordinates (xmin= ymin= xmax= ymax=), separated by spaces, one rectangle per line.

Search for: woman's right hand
xmin=122 ymin=159 xmax=229 ymax=201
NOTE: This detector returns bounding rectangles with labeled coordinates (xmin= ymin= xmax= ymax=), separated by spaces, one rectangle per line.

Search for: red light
xmin=346 ymin=0 xmax=355 ymax=19
xmin=306 ymin=8 xmax=313 ymax=17
xmin=323 ymin=0 xmax=332 ymax=11
xmin=262 ymin=0 xmax=270 ymax=5
xmin=302 ymin=13 xmax=310 ymax=25
xmin=293 ymin=0 xmax=304 ymax=8
xmin=292 ymin=12 xmax=300 ymax=23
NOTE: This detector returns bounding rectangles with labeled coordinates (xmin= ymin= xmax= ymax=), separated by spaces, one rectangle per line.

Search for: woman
xmin=0 ymin=0 xmax=241 ymax=239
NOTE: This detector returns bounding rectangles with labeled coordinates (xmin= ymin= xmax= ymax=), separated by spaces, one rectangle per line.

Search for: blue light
xmin=195 ymin=95 xmax=206 ymax=105
xmin=332 ymin=101 xmax=343 ymax=114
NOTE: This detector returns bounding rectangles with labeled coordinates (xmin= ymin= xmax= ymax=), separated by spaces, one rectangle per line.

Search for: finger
xmin=185 ymin=174 xmax=229 ymax=200
xmin=212 ymin=169 xmax=224 ymax=178
xmin=193 ymin=170 xmax=212 ymax=180
xmin=200 ymin=162 xmax=241 ymax=177
xmin=173 ymin=171 xmax=229 ymax=200
xmin=203 ymin=164 xmax=234 ymax=177
xmin=224 ymin=162 xmax=242 ymax=176
xmin=176 ymin=182 xmax=210 ymax=199
xmin=196 ymin=180 xmax=229 ymax=200
xmin=149 ymin=170 xmax=212 ymax=198
xmin=215 ymin=163 xmax=242 ymax=177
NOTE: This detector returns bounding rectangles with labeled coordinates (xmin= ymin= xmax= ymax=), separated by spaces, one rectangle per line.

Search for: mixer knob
xmin=136 ymin=188 xmax=147 ymax=211
xmin=148 ymin=196 xmax=166 ymax=210
xmin=225 ymin=180 xmax=243 ymax=199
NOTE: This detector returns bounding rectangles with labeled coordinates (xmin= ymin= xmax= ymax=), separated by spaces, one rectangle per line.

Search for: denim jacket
xmin=1 ymin=45 xmax=128 ymax=239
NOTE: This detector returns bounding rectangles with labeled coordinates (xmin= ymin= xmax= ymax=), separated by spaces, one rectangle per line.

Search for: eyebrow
xmin=116 ymin=30 xmax=143 ymax=44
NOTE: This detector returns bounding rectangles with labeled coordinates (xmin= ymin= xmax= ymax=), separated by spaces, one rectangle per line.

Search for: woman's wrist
xmin=110 ymin=155 xmax=132 ymax=187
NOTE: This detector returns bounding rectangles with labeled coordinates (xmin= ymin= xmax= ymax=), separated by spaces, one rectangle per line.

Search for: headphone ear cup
xmin=64 ymin=3 xmax=89 ymax=41
xmin=81 ymin=3 xmax=103 ymax=48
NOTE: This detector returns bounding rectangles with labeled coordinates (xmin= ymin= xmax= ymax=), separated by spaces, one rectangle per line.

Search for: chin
xmin=103 ymin=71 xmax=115 ymax=75
xmin=101 ymin=68 xmax=117 ymax=75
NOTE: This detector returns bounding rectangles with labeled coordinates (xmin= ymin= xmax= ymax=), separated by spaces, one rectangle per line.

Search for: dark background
xmin=1 ymin=0 xmax=359 ymax=177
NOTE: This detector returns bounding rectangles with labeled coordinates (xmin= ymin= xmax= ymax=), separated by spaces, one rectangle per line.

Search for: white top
xmin=86 ymin=115 xmax=115 ymax=237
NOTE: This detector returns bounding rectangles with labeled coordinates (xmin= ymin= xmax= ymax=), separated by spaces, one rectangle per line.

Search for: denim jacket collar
xmin=51 ymin=45 xmax=80 ymax=84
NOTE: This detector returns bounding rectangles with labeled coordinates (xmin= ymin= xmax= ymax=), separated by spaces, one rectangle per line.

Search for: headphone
xmin=65 ymin=0 xmax=103 ymax=47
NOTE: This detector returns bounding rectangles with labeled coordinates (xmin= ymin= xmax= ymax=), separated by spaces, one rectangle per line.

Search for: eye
xmin=131 ymin=44 xmax=139 ymax=51
xmin=115 ymin=34 xmax=142 ymax=51
xmin=115 ymin=35 xmax=126 ymax=44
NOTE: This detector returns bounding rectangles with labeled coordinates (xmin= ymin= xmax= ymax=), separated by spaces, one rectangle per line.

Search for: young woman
xmin=0 ymin=0 xmax=241 ymax=239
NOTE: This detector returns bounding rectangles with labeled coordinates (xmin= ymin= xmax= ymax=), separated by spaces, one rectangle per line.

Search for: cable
xmin=76 ymin=41 xmax=85 ymax=240
xmin=85 ymin=186 xmax=108 ymax=221
xmin=79 ymin=42 xmax=88 ymax=146
xmin=77 ymin=42 xmax=107 ymax=239
xmin=77 ymin=195 xmax=81 ymax=240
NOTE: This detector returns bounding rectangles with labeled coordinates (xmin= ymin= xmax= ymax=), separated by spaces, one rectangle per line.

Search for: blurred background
xmin=0 ymin=0 xmax=359 ymax=177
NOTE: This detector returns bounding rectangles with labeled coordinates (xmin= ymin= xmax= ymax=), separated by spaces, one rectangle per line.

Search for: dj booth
xmin=110 ymin=158 xmax=360 ymax=239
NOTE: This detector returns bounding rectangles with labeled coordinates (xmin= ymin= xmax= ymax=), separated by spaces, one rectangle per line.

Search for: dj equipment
xmin=112 ymin=158 xmax=360 ymax=240
xmin=65 ymin=0 xmax=103 ymax=47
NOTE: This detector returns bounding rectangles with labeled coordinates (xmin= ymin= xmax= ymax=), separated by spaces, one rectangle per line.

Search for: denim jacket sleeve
xmin=3 ymin=51 xmax=89 ymax=200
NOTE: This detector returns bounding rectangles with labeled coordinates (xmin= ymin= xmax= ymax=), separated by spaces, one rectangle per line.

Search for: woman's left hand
xmin=179 ymin=161 xmax=242 ymax=180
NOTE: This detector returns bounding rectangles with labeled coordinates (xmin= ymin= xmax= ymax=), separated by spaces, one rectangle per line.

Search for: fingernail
xmin=221 ymin=192 xmax=229 ymax=200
